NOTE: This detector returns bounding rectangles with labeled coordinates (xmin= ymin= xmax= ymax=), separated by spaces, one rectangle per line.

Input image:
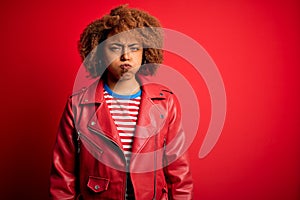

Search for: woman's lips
xmin=120 ymin=64 xmax=132 ymax=70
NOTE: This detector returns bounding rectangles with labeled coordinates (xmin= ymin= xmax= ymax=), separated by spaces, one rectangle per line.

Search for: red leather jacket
xmin=50 ymin=79 xmax=193 ymax=199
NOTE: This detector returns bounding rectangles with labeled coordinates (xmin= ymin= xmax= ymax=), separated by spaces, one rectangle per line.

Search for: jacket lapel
xmin=80 ymin=79 xmax=123 ymax=148
xmin=131 ymin=84 xmax=167 ymax=154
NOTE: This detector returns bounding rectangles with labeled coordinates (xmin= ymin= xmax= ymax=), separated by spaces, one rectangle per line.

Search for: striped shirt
xmin=103 ymin=84 xmax=141 ymax=164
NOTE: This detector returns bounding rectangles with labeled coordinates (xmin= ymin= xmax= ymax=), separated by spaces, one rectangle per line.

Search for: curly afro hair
xmin=78 ymin=4 xmax=163 ymax=78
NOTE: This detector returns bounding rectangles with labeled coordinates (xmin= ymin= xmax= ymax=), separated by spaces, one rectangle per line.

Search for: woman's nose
xmin=121 ymin=48 xmax=131 ymax=60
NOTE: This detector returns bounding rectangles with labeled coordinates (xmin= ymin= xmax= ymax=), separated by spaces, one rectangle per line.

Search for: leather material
xmin=50 ymin=79 xmax=193 ymax=199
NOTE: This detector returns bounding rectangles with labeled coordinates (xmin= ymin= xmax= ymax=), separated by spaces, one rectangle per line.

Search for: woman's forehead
xmin=106 ymin=30 xmax=143 ymax=44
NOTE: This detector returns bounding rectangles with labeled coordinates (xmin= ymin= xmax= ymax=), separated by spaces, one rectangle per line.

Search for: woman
xmin=50 ymin=5 xmax=193 ymax=200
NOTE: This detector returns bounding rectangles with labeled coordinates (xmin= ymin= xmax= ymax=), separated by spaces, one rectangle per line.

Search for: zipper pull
xmin=77 ymin=131 xmax=81 ymax=154
xmin=77 ymin=131 xmax=81 ymax=141
xmin=163 ymin=137 xmax=167 ymax=167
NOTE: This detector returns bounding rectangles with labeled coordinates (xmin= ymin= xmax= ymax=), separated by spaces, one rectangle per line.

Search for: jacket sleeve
xmin=49 ymin=97 xmax=78 ymax=199
xmin=163 ymin=94 xmax=194 ymax=200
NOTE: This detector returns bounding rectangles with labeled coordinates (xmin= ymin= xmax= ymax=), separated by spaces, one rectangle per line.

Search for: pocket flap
xmin=87 ymin=176 xmax=109 ymax=193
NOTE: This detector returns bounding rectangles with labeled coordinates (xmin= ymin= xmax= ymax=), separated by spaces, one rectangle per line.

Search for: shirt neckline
xmin=104 ymin=83 xmax=141 ymax=100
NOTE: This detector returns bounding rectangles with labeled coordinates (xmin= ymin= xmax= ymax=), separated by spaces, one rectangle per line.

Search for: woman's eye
xmin=109 ymin=45 xmax=141 ymax=52
xmin=130 ymin=47 xmax=140 ymax=51
xmin=110 ymin=47 xmax=121 ymax=52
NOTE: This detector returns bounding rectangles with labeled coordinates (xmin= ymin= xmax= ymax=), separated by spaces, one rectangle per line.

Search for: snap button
xmin=94 ymin=185 xmax=100 ymax=190
xmin=91 ymin=121 xmax=96 ymax=126
xmin=159 ymin=93 xmax=163 ymax=96
xmin=160 ymin=114 xmax=164 ymax=119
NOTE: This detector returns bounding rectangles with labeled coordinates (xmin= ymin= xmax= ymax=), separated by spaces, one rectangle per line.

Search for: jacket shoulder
xmin=70 ymin=79 xmax=101 ymax=98
xmin=141 ymin=83 xmax=174 ymax=98
xmin=70 ymin=87 xmax=87 ymax=97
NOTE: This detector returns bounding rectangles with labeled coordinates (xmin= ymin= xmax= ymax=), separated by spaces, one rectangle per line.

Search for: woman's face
xmin=102 ymin=33 xmax=143 ymax=83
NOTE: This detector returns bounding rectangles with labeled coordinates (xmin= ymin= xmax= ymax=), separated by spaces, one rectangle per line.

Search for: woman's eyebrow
xmin=109 ymin=42 xmax=141 ymax=46
xmin=109 ymin=43 xmax=123 ymax=46
xmin=128 ymin=43 xmax=141 ymax=47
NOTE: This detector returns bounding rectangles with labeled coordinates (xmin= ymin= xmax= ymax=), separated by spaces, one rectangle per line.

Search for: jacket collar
xmin=79 ymin=78 xmax=167 ymax=105
xmin=79 ymin=79 xmax=104 ymax=105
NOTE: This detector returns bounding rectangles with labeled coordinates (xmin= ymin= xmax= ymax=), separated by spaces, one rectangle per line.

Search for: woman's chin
xmin=119 ymin=72 xmax=134 ymax=81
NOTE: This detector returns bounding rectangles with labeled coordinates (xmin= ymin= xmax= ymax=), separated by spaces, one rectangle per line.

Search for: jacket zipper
xmin=163 ymin=137 xmax=167 ymax=167
xmin=86 ymin=127 xmax=125 ymax=160
xmin=77 ymin=131 xmax=104 ymax=155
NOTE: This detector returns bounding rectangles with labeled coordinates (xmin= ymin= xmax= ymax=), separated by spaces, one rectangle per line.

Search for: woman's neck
xmin=105 ymin=78 xmax=140 ymax=95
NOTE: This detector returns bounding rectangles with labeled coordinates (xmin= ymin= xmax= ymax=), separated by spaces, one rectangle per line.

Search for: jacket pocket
xmin=87 ymin=176 xmax=109 ymax=193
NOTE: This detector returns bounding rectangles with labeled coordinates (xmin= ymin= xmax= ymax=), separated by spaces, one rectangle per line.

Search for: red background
xmin=0 ymin=0 xmax=299 ymax=199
